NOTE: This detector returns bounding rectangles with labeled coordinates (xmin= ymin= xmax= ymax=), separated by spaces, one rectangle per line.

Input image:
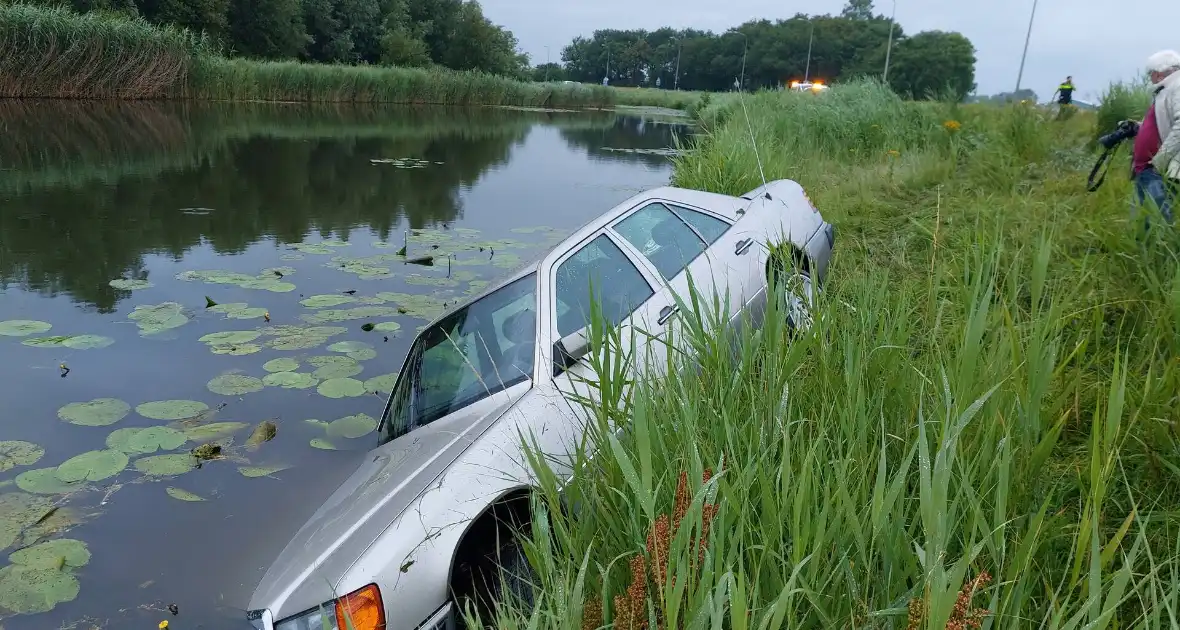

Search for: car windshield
xmin=380 ymin=272 xmax=537 ymax=444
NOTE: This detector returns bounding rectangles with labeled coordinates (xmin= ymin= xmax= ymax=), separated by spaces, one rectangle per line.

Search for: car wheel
xmin=769 ymin=260 xmax=815 ymax=334
xmin=455 ymin=535 xmax=536 ymax=629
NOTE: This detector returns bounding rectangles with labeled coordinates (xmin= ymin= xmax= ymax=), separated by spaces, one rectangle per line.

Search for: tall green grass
xmin=0 ymin=2 xmax=615 ymax=107
xmin=1093 ymin=79 xmax=1153 ymax=146
xmin=474 ymin=80 xmax=1180 ymax=628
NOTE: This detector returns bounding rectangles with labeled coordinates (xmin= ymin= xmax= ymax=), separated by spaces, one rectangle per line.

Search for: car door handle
xmin=658 ymin=304 xmax=679 ymax=325
xmin=735 ymin=238 xmax=754 ymax=255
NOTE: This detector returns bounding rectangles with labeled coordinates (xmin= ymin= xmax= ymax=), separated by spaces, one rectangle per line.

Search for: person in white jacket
xmin=1133 ymin=49 xmax=1180 ymax=228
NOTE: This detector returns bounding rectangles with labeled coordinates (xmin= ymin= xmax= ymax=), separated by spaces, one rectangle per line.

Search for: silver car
xmin=246 ymin=178 xmax=834 ymax=630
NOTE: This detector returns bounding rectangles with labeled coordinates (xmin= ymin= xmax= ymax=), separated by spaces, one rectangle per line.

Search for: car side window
xmin=668 ymin=204 xmax=731 ymax=246
xmin=613 ymin=203 xmax=706 ymax=281
xmin=555 ymin=234 xmax=654 ymax=338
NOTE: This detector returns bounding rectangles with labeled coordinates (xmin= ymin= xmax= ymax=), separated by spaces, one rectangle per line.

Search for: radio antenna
xmin=734 ymin=31 xmax=768 ymax=190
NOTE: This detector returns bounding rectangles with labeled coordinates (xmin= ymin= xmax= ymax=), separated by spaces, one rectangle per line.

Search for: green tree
xmin=531 ymin=63 xmax=566 ymax=82
xmin=841 ymin=0 xmax=875 ymax=19
xmin=886 ymin=30 xmax=976 ymax=100
xmin=227 ymin=0 xmax=308 ymax=59
xmin=139 ymin=0 xmax=229 ymax=40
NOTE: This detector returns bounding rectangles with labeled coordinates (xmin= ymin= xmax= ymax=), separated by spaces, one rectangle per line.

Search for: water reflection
xmin=0 ymin=102 xmax=685 ymax=315
xmin=558 ymin=114 xmax=692 ymax=166
xmin=0 ymin=100 xmax=687 ymax=630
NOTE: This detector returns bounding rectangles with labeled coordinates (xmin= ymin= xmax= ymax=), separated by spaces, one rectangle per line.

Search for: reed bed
xmin=475 ymin=80 xmax=1180 ymax=629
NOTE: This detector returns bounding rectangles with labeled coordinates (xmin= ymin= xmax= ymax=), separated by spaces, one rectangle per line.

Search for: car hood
xmin=247 ymin=385 xmax=529 ymax=620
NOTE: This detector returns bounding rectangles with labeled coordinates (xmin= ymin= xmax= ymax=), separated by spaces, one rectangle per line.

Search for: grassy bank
xmin=480 ymin=81 xmax=1180 ymax=628
xmin=0 ymin=3 xmax=614 ymax=107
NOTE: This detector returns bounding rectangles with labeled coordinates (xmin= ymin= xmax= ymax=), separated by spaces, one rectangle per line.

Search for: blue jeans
xmin=1134 ymin=167 xmax=1177 ymax=230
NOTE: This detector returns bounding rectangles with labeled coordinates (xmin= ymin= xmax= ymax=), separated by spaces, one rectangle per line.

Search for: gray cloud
xmin=483 ymin=0 xmax=1180 ymax=101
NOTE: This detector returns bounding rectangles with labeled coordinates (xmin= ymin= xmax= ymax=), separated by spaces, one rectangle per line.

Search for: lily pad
xmin=328 ymin=341 xmax=377 ymax=361
xmin=211 ymin=343 xmax=262 ymax=356
xmin=58 ymin=398 xmax=130 ymax=427
xmin=0 ymin=441 xmax=44 ymax=472
xmin=280 ymin=253 xmax=305 ymax=261
xmin=199 ymin=331 xmax=261 ymax=346
xmin=135 ymin=454 xmax=198 ymax=476
xmin=302 ymin=306 xmax=401 ymax=325
xmin=363 ymin=373 xmax=399 ymax=394
xmin=305 ymin=419 xmax=330 ymax=430
xmin=318 ymin=378 xmax=366 ymax=398
xmin=374 ymin=293 xmax=448 ymax=321
xmin=207 ymin=374 xmax=265 ymax=396
xmin=181 ymin=422 xmax=249 ymax=441
xmin=128 ymin=302 xmax=189 ymax=335
xmin=0 ymin=564 xmax=80 ymax=613
xmin=56 ymin=449 xmax=128 ymax=483
xmin=310 ymin=438 xmax=337 ymax=450
xmin=165 ymin=487 xmax=206 ymax=502
xmin=0 ymin=320 xmax=52 ymax=337
xmin=207 ymin=302 xmax=248 ymax=314
xmin=9 ymin=539 xmax=90 ymax=569
xmin=14 ymin=468 xmax=81 ymax=495
xmin=0 ymin=493 xmax=54 ymax=549
xmin=61 ymin=335 xmax=115 ymax=350
xmin=21 ymin=336 xmax=72 ymax=348
xmin=373 ymin=321 xmax=402 ymax=333
xmin=109 ymin=278 xmax=153 ymax=290
xmin=308 ymin=356 xmax=362 ymax=379
xmin=263 ymin=358 xmax=300 ymax=372
xmin=327 ymin=413 xmax=378 ymax=439
xmin=241 ymin=279 xmax=297 ymax=293
xmin=262 ymin=372 xmax=319 ymax=389
xmin=300 ymin=295 xmax=358 ymax=308
xmin=238 ymin=465 xmax=289 ymax=478
xmin=227 ymin=307 xmax=269 ymax=320
xmin=107 ymin=427 xmax=186 ymax=454
xmin=136 ymin=400 xmax=209 ymax=421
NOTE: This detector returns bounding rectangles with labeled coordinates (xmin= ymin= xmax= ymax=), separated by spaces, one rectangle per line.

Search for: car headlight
xmin=274 ymin=584 xmax=385 ymax=630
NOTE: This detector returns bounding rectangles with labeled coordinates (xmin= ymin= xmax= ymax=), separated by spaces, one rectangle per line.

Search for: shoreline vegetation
xmin=0 ymin=3 xmax=618 ymax=107
xmin=475 ymin=81 xmax=1180 ymax=628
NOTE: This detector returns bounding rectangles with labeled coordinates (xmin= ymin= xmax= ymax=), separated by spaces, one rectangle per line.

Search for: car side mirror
xmin=553 ymin=327 xmax=591 ymax=374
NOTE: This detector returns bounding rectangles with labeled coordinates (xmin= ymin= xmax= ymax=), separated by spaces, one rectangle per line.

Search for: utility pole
xmin=883 ymin=0 xmax=896 ymax=82
xmin=735 ymin=31 xmax=748 ymax=91
xmin=545 ymin=46 xmax=550 ymax=82
xmin=674 ymin=40 xmax=682 ymax=90
xmin=1015 ymin=0 xmax=1039 ymax=92
xmin=804 ymin=22 xmax=814 ymax=82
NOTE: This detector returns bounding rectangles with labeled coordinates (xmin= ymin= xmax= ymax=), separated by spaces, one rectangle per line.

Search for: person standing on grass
xmin=1053 ymin=76 xmax=1076 ymax=105
xmin=1132 ymin=50 xmax=1180 ymax=229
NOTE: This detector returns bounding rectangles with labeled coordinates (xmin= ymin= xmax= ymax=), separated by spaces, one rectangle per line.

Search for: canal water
xmin=0 ymin=101 xmax=687 ymax=629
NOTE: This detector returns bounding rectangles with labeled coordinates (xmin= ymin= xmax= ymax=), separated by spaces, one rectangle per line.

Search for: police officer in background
xmin=1053 ymin=76 xmax=1075 ymax=105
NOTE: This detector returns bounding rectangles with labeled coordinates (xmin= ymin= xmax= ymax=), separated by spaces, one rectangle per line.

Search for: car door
xmin=543 ymin=230 xmax=674 ymax=424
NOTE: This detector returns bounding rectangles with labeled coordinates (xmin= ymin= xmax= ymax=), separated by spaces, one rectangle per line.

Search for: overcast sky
xmin=482 ymin=0 xmax=1180 ymax=102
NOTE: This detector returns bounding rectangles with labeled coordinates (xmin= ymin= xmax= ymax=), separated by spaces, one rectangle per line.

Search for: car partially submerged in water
xmin=246 ymin=179 xmax=835 ymax=630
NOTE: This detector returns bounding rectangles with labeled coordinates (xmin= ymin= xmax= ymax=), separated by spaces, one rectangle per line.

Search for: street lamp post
xmin=733 ymin=31 xmax=748 ymax=91
xmin=1015 ymin=0 xmax=1039 ymax=92
xmin=883 ymin=0 xmax=896 ymax=82
xmin=804 ymin=21 xmax=814 ymax=83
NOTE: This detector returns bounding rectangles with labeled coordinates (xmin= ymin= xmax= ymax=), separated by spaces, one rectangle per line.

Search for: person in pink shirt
xmin=1132 ymin=50 xmax=1180 ymax=230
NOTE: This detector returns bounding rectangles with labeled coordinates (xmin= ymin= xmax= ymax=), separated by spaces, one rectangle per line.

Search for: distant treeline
xmin=539 ymin=0 xmax=977 ymax=100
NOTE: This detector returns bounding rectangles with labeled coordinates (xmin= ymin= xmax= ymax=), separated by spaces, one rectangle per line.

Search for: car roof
xmin=424 ymin=185 xmax=746 ymax=324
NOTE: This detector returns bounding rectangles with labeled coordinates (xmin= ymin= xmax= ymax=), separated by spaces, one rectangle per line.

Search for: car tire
xmin=455 ymin=535 xmax=536 ymax=629
xmin=768 ymin=255 xmax=816 ymax=334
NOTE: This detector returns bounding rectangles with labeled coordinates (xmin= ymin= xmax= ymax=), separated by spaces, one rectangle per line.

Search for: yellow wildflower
xmin=160 ymin=622 xmax=169 ymax=630
xmin=943 ymin=120 xmax=961 ymax=132
xmin=887 ymin=150 xmax=901 ymax=158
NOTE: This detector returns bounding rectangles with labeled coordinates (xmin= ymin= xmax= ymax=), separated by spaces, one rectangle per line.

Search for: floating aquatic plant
xmin=309 ymin=439 xmax=336 ymax=450
xmin=136 ymin=400 xmax=209 ymax=421
xmin=238 ymin=465 xmax=289 ymax=478
xmin=21 ymin=334 xmax=114 ymax=350
xmin=0 ymin=320 xmax=52 ymax=337
xmin=300 ymin=295 xmax=358 ymax=308
xmin=0 ymin=441 xmax=44 ymax=472
xmin=135 ymin=454 xmax=198 ymax=476
xmin=106 ymin=427 xmax=187 ymax=454
xmin=326 ymin=413 xmax=377 ymax=439
xmin=165 ymin=487 xmax=206 ymax=502
xmin=181 ymin=422 xmax=248 ymax=441
xmin=109 ymin=278 xmax=153 ymax=290
xmin=301 ymin=306 xmax=400 ymax=325
xmin=263 ymin=358 xmax=299 ymax=373
xmin=363 ymin=373 xmax=398 ymax=394
xmin=262 ymin=372 xmax=318 ymax=389
xmin=245 ymin=421 xmax=277 ymax=450
xmin=0 ymin=560 xmax=81 ymax=614
xmin=207 ymin=374 xmax=265 ymax=396
xmin=128 ymin=302 xmax=189 ymax=336
xmin=307 ymin=356 xmax=362 ymax=380
xmin=317 ymin=378 xmax=366 ymax=398
xmin=58 ymin=398 xmax=130 ymax=427
xmin=56 ymin=449 xmax=128 ymax=483
xmin=14 ymin=469 xmax=79 ymax=495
